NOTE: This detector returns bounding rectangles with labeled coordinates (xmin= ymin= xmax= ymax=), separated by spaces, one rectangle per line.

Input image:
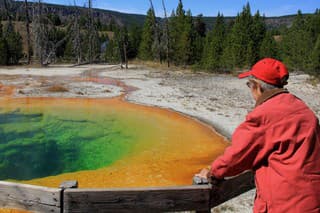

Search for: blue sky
xmin=38 ymin=0 xmax=319 ymax=17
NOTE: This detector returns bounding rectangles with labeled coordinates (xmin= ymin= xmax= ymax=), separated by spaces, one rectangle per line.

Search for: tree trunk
xmin=88 ymin=0 xmax=93 ymax=63
xmin=38 ymin=0 xmax=44 ymax=66
xmin=149 ymin=0 xmax=161 ymax=63
xmin=24 ymin=0 xmax=32 ymax=64
xmin=162 ymin=0 xmax=170 ymax=67
xmin=73 ymin=1 xmax=82 ymax=64
xmin=123 ymin=42 xmax=128 ymax=69
xmin=3 ymin=0 xmax=11 ymax=21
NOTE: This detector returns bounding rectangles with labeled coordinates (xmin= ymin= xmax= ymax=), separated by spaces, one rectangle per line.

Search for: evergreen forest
xmin=0 ymin=0 xmax=319 ymax=77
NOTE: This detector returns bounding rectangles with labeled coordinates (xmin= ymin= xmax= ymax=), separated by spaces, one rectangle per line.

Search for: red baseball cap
xmin=238 ymin=58 xmax=289 ymax=87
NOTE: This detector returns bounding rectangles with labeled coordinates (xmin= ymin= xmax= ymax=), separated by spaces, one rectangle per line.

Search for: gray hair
xmin=250 ymin=77 xmax=281 ymax=91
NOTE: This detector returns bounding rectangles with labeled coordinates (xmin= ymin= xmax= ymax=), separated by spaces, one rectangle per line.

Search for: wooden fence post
xmin=193 ymin=175 xmax=212 ymax=213
xmin=210 ymin=171 xmax=255 ymax=208
xmin=60 ymin=180 xmax=78 ymax=213
xmin=192 ymin=171 xmax=255 ymax=212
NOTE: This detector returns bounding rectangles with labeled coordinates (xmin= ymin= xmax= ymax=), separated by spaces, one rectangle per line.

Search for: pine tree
xmin=280 ymin=10 xmax=313 ymax=71
xmin=127 ymin=26 xmax=142 ymax=59
xmin=194 ymin=14 xmax=206 ymax=37
xmin=305 ymin=9 xmax=320 ymax=43
xmin=221 ymin=3 xmax=268 ymax=69
xmin=171 ymin=0 xmax=186 ymax=64
xmin=180 ymin=9 xmax=193 ymax=65
xmin=191 ymin=14 xmax=206 ymax=64
xmin=105 ymin=27 xmax=129 ymax=67
xmin=247 ymin=11 xmax=266 ymax=65
xmin=0 ymin=38 xmax=7 ymax=65
xmin=0 ymin=21 xmax=8 ymax=65
xmin=222 ymin=3 xmax=253 ymax=69
xmin=161 ymin=0 xmax=170 ymax=67
xmin=291 ymin=10 xmax=305 ymax=30
xmin=3 ymin=21 xmax=23 ymax=65
xmin=105 ymin=36 xmax=121 ymax=63
xmin=169 ymin=0 xmax=194 ymax=66
xmin=119 ymin=27 xmax=129 ymax=69
xmin=260 ymin=31 xmax=279 ymax=59
xmin=138 ymin=8 xmax=156 ymax=60
xmin=310 ymin=34 xmax=320 ymax=76
xmin=149 ymin=0 xmax=162 ymax=63
xmin=5 ymin=30 xmax=23 ymax=65
xmin=24 ymin=0 xmax=32 ymax=64
xmin=201 ymin=12 xmax=226 ymax=71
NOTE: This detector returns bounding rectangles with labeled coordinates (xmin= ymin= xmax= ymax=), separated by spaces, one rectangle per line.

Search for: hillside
xmin=2 ymin=1 xmax=147 ymax=27
xmin=1 ymin=1 xmax=304 ymax=29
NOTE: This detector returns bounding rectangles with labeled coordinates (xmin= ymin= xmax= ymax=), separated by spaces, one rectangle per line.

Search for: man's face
xmin=247 ymin=79 xmax=262 ymax=101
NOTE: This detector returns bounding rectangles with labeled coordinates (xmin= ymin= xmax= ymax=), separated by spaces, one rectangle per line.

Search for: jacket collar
xmin=255 ymin=88 xmax=289 ymax=107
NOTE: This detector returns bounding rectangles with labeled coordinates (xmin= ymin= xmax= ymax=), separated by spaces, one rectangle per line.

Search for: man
xmin=197 ymin=58 xmax=320 ymax=212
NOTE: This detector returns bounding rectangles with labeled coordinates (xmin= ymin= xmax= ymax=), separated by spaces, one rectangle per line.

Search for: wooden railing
xmin=0 ymin=171 xmax=254 ymax=213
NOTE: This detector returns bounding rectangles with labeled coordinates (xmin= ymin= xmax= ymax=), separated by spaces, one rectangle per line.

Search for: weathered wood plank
xmin=0 ymin=181 xmax=61 ymax=213
xmin=64 ymin=185 xmax=211 ymax=213
xmin=210 ymin=171 xmax=255 ymax=207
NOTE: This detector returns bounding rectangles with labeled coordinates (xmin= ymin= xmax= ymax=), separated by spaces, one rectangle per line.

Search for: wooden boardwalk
xmin=0 ymin=171 xmax=254 ymax=212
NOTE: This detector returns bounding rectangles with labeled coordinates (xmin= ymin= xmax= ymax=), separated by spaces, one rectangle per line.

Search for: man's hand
xmin=195 ymin=167 xmax=211 ymax=179
xmin=193 ymin=167 xmax=211 ymax=185
xmin=193 ymin=167 xmax=224 ymax=185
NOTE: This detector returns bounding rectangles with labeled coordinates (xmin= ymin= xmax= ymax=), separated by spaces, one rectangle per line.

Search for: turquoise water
xmin=0 ymin=108 xmax=136 ymax=180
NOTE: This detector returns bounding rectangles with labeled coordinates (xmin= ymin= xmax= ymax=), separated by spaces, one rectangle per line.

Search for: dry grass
xmin=129 ymin=59 xmax=194 ymax=72
xmin=47 ymin=85 xmax=69 ymax=93
xmin=273 ymin=35 xmax=282 ymax=42
xmin=306 ymin=76 xmax=320 ymax=86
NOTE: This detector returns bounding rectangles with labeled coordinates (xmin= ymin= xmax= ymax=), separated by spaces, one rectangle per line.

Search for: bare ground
xmin=0 ymin=64 xmax=319 ymax=212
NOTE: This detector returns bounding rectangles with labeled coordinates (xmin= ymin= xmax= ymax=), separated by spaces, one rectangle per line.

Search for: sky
xmin=36 ymin=0 xmax=319 ymax=17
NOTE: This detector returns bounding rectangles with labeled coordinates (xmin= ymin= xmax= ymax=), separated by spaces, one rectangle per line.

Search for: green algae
xmin=0 ymin=108 xmax=137 ymax=180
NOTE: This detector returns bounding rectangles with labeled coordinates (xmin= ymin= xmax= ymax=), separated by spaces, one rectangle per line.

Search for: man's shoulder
xmin=250 ymin=92 xmax=315 ymax=124
xmin=255 ymin=93 xmax=302 ymax=112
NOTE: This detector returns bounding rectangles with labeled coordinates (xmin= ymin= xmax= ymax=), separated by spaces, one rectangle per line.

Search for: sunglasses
xmin=246 ymin=80 xmax=256 ymax=88
xmin=246 ymin=81 xmax=253 ymax=88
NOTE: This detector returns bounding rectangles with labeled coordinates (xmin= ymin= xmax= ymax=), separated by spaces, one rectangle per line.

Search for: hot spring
xmin=0 ymin=96 xmax=227 ymax=188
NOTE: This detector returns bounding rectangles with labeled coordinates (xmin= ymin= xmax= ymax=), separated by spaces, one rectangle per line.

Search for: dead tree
xmin=121 ymin=27 xmax=128 ymax=69
xmin=32 ymin=0 xmax=70 ymax=65
xmin=71 ymin=0 xmax=82 ymax=64
xmin=88 ymin=0 xmax=93 ymax=63
xmin=149 ymin=0 xmax=162 ymax=63
xmin=32 ymin=0 xmax=46 ymax=65
xmin=3 ymin=0 xmax=14 ymax=33
xmin=24 ymin=0 xmax=32 ymax=64
xmin=85 ymin=0 xmax=100 ymax=63
xmin=3 ymin=0 xmax=11 ymax=21
xmin=162 ymin=0 xmax=170 ymax=67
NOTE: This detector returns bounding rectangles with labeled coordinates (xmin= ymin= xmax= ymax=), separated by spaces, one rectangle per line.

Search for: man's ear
xmin=256 ymin=84 xmax=264 ymax=96
xmin=253 ymin=81 xmax=263 ymax=93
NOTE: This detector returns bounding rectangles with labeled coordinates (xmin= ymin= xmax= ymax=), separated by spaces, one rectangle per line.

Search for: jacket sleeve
xmin=211 ymin=113 xmax=272 ymax=179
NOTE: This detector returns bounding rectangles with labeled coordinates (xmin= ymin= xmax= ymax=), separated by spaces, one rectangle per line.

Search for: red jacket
xmin=211 ymin=89 xmax=320 ymax=213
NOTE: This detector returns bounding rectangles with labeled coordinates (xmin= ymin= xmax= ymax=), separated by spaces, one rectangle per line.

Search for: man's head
xmin=239 ymin=58 xmax=289 ymax=101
